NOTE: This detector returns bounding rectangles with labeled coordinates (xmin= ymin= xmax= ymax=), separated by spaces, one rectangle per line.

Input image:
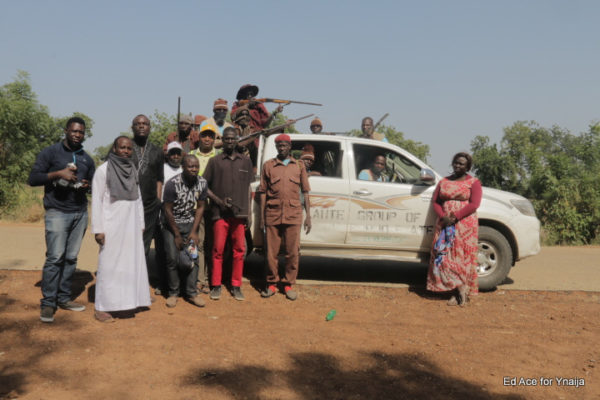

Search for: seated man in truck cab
xmin=358 ymin=155 xmax=388 ymax=182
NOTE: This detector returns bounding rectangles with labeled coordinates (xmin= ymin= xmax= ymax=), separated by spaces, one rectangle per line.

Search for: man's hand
xmin=95 ymin=233 xmax=105 ymax=246
xmin=79 ymin=179 xmax=90 ymax=189
xmin=56 ymin=167 xmax=77 ymax=182
xmin=174 ymin=234 xmax=184 ymax=250
xmin=274 ymin=105 xmax=284 ymax=115
xmin=189 ymin=232 xmax=199 ymax=247
xmin=304 ymin=215 xmax=312 ymax=234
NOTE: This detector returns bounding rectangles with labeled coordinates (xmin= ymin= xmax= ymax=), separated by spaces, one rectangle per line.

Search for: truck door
xmin=346 ymin=143 xmax=436 ymax=251
xmin=290 ymin=138 xmax=350 ymax=245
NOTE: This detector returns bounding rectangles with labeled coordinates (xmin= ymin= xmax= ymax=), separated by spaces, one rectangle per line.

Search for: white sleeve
xmin=91 ymin=163 xmax=107 ymax=234
xmin=137 ymin=187 xmax=145 ymax=231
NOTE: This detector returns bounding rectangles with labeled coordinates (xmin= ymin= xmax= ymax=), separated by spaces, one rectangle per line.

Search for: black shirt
xmin=132 ymin=141 xmax=164 ymax=211
xmin=202 ymin=152 xmax=253 ymax=220
xmin=163 ymin=174 xmax=208 ymax=224
xmin=28 ymin=142 xmax=95 ymax=212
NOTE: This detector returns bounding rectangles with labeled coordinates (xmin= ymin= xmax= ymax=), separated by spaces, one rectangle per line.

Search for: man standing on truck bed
xmin=258 ymin=134 xmax=311 ymax=301
xmin=360 ymin=117 xmax=388 ymax=142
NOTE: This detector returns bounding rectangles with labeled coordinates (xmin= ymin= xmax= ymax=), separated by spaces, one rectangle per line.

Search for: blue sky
xmin=2 ymin=0 xmax=599 ymax=172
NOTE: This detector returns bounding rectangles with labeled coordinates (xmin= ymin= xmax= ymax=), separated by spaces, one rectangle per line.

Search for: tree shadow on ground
xmin=33 ymin=269 xmax=94 ymax=301
xmin=182 ymin=351 xmax=524 ymax=400
xmin=0 ymin=291 xmax=87 ymax=398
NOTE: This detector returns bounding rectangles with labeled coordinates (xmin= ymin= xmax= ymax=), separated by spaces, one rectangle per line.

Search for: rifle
xmin=239 ymin=114 xmax=314 ymax=143
xmin=176 ymin=97 xmax=181 ymax=133
xmin=238 ymin=98 xmax=322 ymax=107
xmin=373 ymin=112 xmax=389 ymax=131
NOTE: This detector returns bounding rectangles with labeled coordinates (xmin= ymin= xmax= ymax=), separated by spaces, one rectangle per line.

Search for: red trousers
xmin=265 ymin=224 xmax=301 ymax=285
xmin=212 ymin=217 xmax=246 ymax=287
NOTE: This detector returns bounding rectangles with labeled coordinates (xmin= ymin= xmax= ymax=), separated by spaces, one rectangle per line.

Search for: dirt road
xmin=0 ymin=222 xmax=598 ymax=399
xmin=1 ymin=221 xmax=598 ymax=291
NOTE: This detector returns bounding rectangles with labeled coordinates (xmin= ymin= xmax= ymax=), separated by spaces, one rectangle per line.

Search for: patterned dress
xmin=427 ymin=176 xmax=480 ymax=296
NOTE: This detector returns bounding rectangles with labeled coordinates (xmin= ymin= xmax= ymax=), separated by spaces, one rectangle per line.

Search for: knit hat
xmin=236 ymin=84 xmax=259 ymax=100
xmin=194 ymin=115 xmax=207 ymax=125
xmin=274 ymin=134 xmax=291 ymax=143
xmin=310 ymin=117 xmax=322 ymax=127
xmin=179 ymin=114 xmax=193 ymax=124
xmin=213 ymin=98 xmax=228 ymax=110
xmin=300 ymin=151 xmax=314 ymax=161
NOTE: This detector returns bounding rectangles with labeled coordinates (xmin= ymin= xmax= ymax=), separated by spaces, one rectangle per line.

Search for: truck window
xmin=353 ymin=144 xmax=421 ymax=184
xmin=291 ymin=141 xmax=343 ymax=178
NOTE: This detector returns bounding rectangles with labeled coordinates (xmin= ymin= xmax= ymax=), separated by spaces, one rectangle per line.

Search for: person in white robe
xmin=92 ymin=136 xmax=151 ymax=322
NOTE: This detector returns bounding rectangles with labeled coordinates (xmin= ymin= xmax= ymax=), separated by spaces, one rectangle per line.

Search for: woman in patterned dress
xmin=427 ymin=152 xmax=482 ymax=306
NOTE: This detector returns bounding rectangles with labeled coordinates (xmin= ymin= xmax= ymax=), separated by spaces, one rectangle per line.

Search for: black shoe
xmin=58 ymin=301 xmax=86 ymax=312
xmin=210 ymin=286 xmax=221 ymax=300
xmin=231 ymin=286 xmax=245 ymax=301
xmin=40 ymin=306 xmax=55 ymax=323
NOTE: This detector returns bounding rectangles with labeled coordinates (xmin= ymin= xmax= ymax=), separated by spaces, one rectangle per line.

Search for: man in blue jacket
xmin=28 ymin=117 xmax=95 ymax=323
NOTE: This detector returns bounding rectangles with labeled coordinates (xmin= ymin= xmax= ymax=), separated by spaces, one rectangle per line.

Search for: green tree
xmin=0 ymin=71 xmax=94 ymax=210
xmin=268 ymin=112 xmax=300 ymax=134
xmin=471 ymin=121 xmax=600 ymax=244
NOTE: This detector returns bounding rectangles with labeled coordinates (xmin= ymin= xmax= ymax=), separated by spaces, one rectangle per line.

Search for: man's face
xmin=310 ymin=124 xmax=322 ymax=134
xmin=114 ymin=137 xmax=133 ymax=158
xmin=276 ymin=141 xmax=291 ymax=159
xmin=303 ymin=157 xmax=314 ymax=169
xmin=373 ymin=156 xmax=386 ymax=174
xmin=182 ymin=156 xmax=199 ymax=178
xmin=179 ymin=120 xmax=192 ymax=134
xmin=222 ymin=130 xmax=238 ymax=153
xmin=361 ymin=118 xmax=374 ymax=135
xmin=132 ymin=116 xmax=150 ymax=138
xmin=200 ymin=132 xmax=215 ymax=152
xmin=65 ymin=122 xmax=85 ymax=148
xmin=213 ymin=109 xmax=227 ymax=124
xmin=237 ymin=110 xmax=250 ymax=126
xmin=167 ymin=150 xmax=182 ymax=168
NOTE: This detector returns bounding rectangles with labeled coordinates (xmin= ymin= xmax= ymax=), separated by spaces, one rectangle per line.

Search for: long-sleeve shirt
xmin=28 ymin=142 xmax=95 ymax=212
xmin=231 ymin=102 xmax=270 ymax=133
xmin=258 ymin=157 xmax=311 ymax=226
xmin=202 ymin=152 xmax=253 ymax=220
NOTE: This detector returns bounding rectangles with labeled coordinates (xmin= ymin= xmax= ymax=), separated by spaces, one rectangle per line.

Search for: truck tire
xmin=477 ymin=226 xmax=512 ymax=290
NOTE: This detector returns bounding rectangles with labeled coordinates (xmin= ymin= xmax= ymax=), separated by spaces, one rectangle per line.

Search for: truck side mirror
xmin=419 ymin=168 xmax=436 ymax=185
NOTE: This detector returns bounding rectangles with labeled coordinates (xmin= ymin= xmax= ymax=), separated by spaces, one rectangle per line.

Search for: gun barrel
xmin=265 ymin=98 xmax=323 ymax=106
xmin=373 ymin=113 xmax=389 ymax=130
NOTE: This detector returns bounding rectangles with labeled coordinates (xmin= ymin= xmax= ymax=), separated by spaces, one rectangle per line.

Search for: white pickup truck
xmin=248 ymin=133 xmax=541 ymax=290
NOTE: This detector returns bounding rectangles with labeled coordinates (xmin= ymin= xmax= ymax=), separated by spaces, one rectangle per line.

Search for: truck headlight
xmin=510 ymin=199 xmax=536 ymax=217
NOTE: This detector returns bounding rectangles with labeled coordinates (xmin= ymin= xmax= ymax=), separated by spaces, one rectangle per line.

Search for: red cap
xmin=274 ymin=134 xmax=291 ymax=143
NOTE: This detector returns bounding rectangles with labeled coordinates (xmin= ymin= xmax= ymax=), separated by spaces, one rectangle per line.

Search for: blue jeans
xmin=41 ymin=208 xmax=88 ymax=308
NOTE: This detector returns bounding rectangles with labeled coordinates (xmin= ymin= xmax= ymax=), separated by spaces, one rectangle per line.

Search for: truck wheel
xmin=477 ymin=226 xmax=512 ymax=290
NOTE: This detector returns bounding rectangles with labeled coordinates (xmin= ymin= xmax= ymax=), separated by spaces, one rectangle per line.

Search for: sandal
xmin=94 ymin=310 xmax=115 ymax=323
xmin=447 ymin=295 xmax=458 ymax=306
xmin=457 ymin=286 xmax=469 ymax=307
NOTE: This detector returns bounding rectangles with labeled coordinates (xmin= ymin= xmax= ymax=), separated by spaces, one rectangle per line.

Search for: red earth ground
xmin=0 ymin=269 xmax=598 ymax=400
